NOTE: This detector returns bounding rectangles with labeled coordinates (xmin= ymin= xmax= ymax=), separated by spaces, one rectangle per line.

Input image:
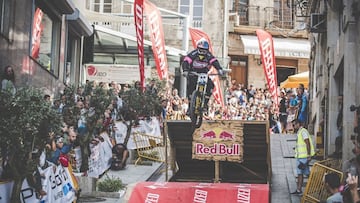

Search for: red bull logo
xmin=219 ymin=131 xmax=234 ymax=139
xmin=201 ymin=129 xmax=235 ymax=140
xmin=202 ymin=130 xmax=216 ymax=138
xmin=195 ymin=143 xmax=240 ymax=155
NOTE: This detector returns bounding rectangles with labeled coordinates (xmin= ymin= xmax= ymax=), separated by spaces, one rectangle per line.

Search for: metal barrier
xmin=133 ymin=132 xmax=166 ymax=165
xmin=317 ymin=158 xmax=342 ymax=171
xmin=301 ymin=159 xmax=343 ymax=203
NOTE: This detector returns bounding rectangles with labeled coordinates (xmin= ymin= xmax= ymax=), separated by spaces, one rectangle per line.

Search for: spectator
xmin=146 ymin=79 xmax=158 ymax=94
xmin=111 ymin=143 xmax=129 ymax=171
xmin=342 ymin=134 xmax=360 ymax=191
xmin=246 ymin=84 xmax=255 ymax=101
xmin=324 ymin=173 xmax=343 ymax=203
xmin=48 ymin=136 xmax=65 ymax=165
xmin=296 ymin=84 xmax=308 ymax=126
xmin=1 ymin=65 xmax=16 ymax=95
xmin=291 ymin=118 xmax=315 ymax=195
xmin=344 ymin=173 xmax=360 ymax=203
xmin=279 ymin=91 xmax=288 ymax=133
xmin=332 ymin=94 xmax=343 ymax=158
xmin=43 ymin=94 xmax=51 ymax=103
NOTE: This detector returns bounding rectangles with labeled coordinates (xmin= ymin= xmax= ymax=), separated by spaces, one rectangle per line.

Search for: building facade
xmin=308 ymin=0 xmax=360 ymax=162
xmin=73 ymin=0 xmax=310 ymax=98
xmin=228 ymin=0 xmax=310 ymax=88
xmin=0 ymin=0 xmax=92 ymax=98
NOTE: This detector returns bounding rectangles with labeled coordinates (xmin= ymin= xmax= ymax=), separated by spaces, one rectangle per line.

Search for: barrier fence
xmin=301 ymin=159 xmax=343 ymax=203
xmin=133 ymin=132 xmax=166 ymax=165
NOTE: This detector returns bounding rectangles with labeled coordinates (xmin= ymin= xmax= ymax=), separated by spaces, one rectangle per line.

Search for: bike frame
xmin=193 ymin=72 xmax=208 ymax=115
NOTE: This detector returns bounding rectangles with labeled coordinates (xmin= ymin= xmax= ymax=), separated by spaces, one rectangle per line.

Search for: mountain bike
xmin=187 ymin=72 xmax=217 ymax=128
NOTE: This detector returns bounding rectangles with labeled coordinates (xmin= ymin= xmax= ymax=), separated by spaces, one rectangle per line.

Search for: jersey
xmin=182 ymin=49 xmax=222 ymax=73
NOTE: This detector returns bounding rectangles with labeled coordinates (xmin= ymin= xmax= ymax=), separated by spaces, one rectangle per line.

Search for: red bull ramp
xmin=166 ymin=120 xmax=271 ymax=184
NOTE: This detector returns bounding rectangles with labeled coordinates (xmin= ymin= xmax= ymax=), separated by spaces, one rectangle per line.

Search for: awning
xmin=94 ymin=25 xmax=187 ymax=56
xmin=280 ymin=71 xmax=309 ymax=88
xmin=36 ymin=0 xmax=75 ymax=15
xmin=240 ymin=35 xmax=311 ymax=58
xmin=66 ymin=8 xmax=93 ymax=37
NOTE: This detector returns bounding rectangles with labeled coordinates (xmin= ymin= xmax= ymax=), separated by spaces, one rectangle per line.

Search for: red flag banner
xmin=129 ymin=182 xmax=270 ymax=203
xmin=134 ymin=0 xmax=145 ymax=90
xmin=188 ymin=28 xmax=224 ymax=108
xmin=31 ymin=8 xmax=43 ymax=59
xmin=189 ymin=28 xmax=213 ymax=53
xmin=256 ymin=29 xmax=279 ymax=109
xmin=144 ymin=0 xmax=168 ymax=80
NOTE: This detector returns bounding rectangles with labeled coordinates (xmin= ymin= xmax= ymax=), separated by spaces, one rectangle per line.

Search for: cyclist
xmin=182 ymin=38 xmax=224 ymax=111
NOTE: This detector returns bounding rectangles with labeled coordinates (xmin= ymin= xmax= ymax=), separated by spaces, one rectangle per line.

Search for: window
xmin=89 ymin=0 xmax=112 ymax=13
xmin=31 ymin=7 xmax=61 ymax=76
xmin=0 ymin=0 xmax=14 ymax=40
xmin=179 ymin=0 xmax=203 ymax=28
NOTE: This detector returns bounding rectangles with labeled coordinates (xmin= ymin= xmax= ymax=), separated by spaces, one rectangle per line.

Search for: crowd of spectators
xmin=162 ymin=78 xmax=310 ymax=136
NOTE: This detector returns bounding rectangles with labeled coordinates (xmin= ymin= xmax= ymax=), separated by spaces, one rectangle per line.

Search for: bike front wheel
xmin=189 ymin=90 xmax=203 ymax=128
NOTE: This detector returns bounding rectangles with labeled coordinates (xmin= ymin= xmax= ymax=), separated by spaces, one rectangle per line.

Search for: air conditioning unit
xmin=310 ymin=13 xmax=326 ymax=33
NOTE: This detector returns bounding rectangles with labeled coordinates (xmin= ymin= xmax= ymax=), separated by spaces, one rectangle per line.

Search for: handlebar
xmin=183 ymin=69 xmax=231 ymax=76
xmin=187 ymin=72 xmax=220 ymax=76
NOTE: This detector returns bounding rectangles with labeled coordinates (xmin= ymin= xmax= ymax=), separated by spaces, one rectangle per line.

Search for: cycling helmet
xmin=197 ymin=39 xmax=209 ymax=50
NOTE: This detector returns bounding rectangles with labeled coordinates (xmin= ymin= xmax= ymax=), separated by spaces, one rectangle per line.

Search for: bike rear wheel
xmin=189 ymin=90 xmax=203 ymax=128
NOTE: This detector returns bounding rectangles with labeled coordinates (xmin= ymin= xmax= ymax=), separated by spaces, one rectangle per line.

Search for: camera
xmin=350 ymin=105 xmax=360 ymax=113
xmin=351 ymin=105 xmax=360 ymax=133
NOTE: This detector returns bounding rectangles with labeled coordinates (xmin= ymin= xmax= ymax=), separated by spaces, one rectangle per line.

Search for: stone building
xmin=307 ymin=0 xmax=360 ymax=162
xmin=0 ymin=0 xmax=92 ymax=97
xmin=73 ymin=0 xmax=310 ymax=98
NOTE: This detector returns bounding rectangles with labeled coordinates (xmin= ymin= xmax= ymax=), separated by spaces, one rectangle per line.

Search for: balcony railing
xmin=229 ymin=5 xmax=260 ymax=26
xmin=229 ymin=5 xmax=295 ymax=29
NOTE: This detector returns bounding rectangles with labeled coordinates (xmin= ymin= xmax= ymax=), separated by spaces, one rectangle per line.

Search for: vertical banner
xmin=188 ymin=28 xmax=224 ymax=108
xmin=134 ymin=0 xmax=145 ymax=90
xmin=256 ymin=29 xmax=279 ymax=110
xmin=144 ymin=0 xmax=168 ymax=81
xmin=31 ymin=8 xmax=43 ymax=59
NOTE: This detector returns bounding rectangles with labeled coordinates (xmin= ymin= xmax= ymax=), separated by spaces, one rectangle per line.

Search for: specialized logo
xmin=87 ymin=65 xmax=97 ymax=76
xmin=87 ymin=66 xmax=107 ymax=77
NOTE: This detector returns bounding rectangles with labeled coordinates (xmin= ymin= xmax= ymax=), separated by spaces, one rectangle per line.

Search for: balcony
xmin=229 ymin=4 xmax=308 ymax=39
xmin=229 ymin=5 xmax=294 ymax=29
xmin=229 ymin=5 xmax=261 ymax=27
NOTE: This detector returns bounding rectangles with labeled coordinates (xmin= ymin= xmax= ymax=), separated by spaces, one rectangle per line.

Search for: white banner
xmin=73 ymin=146 xmax=82 ymax=172
xmin=114 ymin=117 xmax=161 ymax=149
xmin=85 ymin=64 xmax=151 ymax=84
xmin=87 ymin=132 xmax=113 ymax=178
xmin=0 ymin=181 xmax=14 ymax=203
xmin=19 ymin=164 xmax=76 ymax=203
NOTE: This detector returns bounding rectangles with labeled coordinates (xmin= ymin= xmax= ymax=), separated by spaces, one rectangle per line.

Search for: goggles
xmin=198 ymin=48 xmax=208 ymax=55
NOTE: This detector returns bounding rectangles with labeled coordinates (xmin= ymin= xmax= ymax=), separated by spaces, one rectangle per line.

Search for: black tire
xmin=189 ymin=90 xmax=203 ymax=128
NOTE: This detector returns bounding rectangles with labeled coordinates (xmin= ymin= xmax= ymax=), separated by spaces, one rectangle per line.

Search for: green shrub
xmin=97 ymin=175 xmax=125 ymax=192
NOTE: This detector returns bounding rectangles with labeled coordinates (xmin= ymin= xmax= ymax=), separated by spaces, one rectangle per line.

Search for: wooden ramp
xmin=166 ymin=120 xmax=271 ymax=184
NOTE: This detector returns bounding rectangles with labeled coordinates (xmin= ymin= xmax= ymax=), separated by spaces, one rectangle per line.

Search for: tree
xmin=111 ymin=79 xmax=166 ymax=168
xmin=0 ymin=78 xmax=166 ymax=202
xmin=62 ymin=82 xmax=114 ymax=172
xmin=0 ymin=87 xmax=62 ymax=203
